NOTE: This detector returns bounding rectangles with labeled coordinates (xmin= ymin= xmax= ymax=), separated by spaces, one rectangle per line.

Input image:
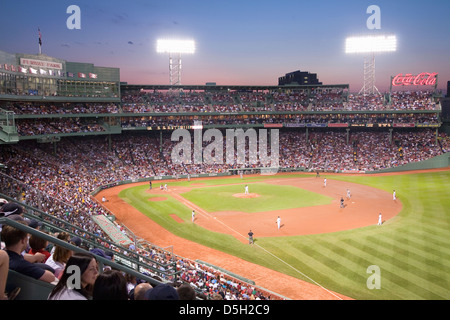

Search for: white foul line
xmin=169 ymin=189 xmax=344 ymax=300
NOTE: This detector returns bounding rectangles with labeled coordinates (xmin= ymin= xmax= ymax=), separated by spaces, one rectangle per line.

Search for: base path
xmin=95 ymin=171 xmax=411 ymax=300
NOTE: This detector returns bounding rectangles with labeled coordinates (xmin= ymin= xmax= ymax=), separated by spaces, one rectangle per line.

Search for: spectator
xmin=1 ymin=223 xmax=56 ymax=284
xmin=45 ymin=232 xmax=73 ymax=279
xmin=125 ymin=273 xmax=137 ymax=294
xmin=132 ymin=282 xmax=152 ymax=300
xmin=92 ymin=269 xmax=129 ymax=300
xmin=0 ymin=250 xmax=9 ymax=300
xmin=144 ymin=283 xmax=179 ymax=300
xmin=28 ymin=232 xmax=51 ymax=263
xmin=69 ymin=236 xmax=82 ymax=248
xmin=48 ymin=252 xmax=98 ymax=300
xmin=0 ymin=203 xmax=24 ymax=232
xmin=177 ymin=283 xmax=197 ymax=300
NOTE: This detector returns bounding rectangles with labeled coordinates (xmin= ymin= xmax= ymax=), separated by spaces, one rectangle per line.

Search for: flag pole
xmin=38 ymin=27 xmax=42 ymax=54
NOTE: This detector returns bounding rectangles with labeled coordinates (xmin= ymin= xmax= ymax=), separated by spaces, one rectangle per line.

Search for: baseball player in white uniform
xmin=378 ymin=213 xmax=382 ymax=225
xmin=244 ymin=185 xmax=249 ymax=195
xmin=393 ymin=190 xmax=396 ymax=200
xmin=192 ymin=210 xmax=195 ymax=223
xmin=276 ymin=216 xmax=281 ymax=230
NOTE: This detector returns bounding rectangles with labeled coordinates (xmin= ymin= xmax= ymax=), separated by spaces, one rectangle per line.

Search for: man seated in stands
xmin=1 ymin=223 xmax=57 ymax=284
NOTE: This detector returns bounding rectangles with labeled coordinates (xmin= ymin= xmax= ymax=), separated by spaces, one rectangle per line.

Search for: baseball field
xmin=97 ymin=168 xmax=450 ymax=300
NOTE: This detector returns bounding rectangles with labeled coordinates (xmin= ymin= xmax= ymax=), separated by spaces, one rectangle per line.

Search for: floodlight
xmin=156 ymin=39 xmax=196 ymax=86
xmin=156 ymin=39 xmax=196 ymax=54
xmin=345 ymin=34 xmax=397 ymax=96
xmin=345 ymin=35 xmax=397 ymax=54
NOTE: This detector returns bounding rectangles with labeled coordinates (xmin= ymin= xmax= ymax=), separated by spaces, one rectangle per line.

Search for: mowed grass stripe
xmin=119 ymin=171 xmax=450 ymax=300
xmin=329 ymin=171 xmax=450 ymax=299
xmin=337 ymin=237 xmax=447 ymax=300
xmin=359 ymin=235 xmax=450 ymax=299
xmin=310 ymin=235 xmax=426 ymax=300
xmin=256 ymin=237 xmax=360 ymax=294
xmin=381 ymin=231 xmax=450 ymax=270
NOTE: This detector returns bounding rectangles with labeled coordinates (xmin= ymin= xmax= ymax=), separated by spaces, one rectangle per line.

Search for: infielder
xmin=393 ymin=190 xmax=396 ymax=200
xmin=346 ymin=189 xmax=351 ymax=199
xmin=378 ymin=213 xmax=382 ymax=225
xmin=192 ymin=210 xmax=195 ymax=223
xmin=276 ymin=216 xmax=281 ymax=230
xmin=323 ymin=178 xmax=327 ymax=187
xmin=248 ymin=230 xmax=254 ymax=245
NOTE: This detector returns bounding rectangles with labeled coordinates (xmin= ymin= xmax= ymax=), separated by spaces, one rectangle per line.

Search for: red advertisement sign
xmin=392 ymin=72 xmax=438 ymax=87
xmin=328 ymin=123 xmax=349 ymax=128
xmin=393 ymin=123 xmax=415 ymax=128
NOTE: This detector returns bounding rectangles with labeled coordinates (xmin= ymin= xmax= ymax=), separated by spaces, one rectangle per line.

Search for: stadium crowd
xmin=2 ymin=102 xmax=121 ymax=115
xmin=119 ymin=89 xmax=440 ymax=113
xmin=0 ymin=88 xmax=447 ymax=300
xmin=0 ymin=137 xmax=277 ymax=300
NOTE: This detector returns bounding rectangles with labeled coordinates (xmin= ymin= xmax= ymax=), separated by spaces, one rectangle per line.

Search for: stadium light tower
xmin=345 ymin=34 xmax=397 ymax=96
xmin=156 ymin=39 xmax=196 ymax=86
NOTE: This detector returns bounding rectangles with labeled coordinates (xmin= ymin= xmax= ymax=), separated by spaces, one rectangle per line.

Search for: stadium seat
xmin=5 ymin=269 xmax=55 ymax=300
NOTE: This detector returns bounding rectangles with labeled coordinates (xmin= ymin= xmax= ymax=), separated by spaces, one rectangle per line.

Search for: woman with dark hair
xmin=92 ymin=270 xmax=129 ymax=300
xmin=48 ymin=252 xmax=98 ymax=300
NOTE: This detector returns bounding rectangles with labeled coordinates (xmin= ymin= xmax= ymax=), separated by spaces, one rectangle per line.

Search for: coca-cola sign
xmin=392 ymin=72 xmax=438 ymax=87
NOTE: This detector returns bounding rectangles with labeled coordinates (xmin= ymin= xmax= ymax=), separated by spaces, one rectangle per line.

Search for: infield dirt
xmin=95 ymin=172 xmax=408 ymax=300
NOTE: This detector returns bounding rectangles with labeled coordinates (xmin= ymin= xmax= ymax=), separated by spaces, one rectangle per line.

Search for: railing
xmin=0 ymin=173 xmax=180 ymax=282
xmin=0 ymin=217 xmax=166 ymax=288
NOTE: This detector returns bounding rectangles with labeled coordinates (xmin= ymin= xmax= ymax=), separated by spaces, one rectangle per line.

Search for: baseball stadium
xmin=1 ymin=2 xmax=450 ymax=306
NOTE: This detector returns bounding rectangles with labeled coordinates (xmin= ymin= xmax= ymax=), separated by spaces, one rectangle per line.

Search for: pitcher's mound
xmin=233 ymin=193 xmax=260 ymax=198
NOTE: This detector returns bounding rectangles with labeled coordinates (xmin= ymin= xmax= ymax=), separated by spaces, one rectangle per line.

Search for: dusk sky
xmin=1 ymin=0 xmax=449 ymax=93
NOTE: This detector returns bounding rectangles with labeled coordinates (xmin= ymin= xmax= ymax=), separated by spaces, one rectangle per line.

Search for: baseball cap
xmin=28 ymin=219 xmax=43 ymax=229
xmin=1 ymin=202 xmax=23 ymax=217
xmin=70 ymin=236 xmax=82 ymax=247
xmin=143 ymin=283 xmax=179 ymax=300
xmin=90 ymin=248 xmax=112 ymax=260
xmin=6 ymin=214 xmax=29 ymax=225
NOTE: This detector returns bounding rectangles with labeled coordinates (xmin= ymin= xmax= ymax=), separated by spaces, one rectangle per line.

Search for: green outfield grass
xmin=119 ymin=170 xmax=450 ymax=300
xmin=181 ymin=183 xmax=332 ymax=213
